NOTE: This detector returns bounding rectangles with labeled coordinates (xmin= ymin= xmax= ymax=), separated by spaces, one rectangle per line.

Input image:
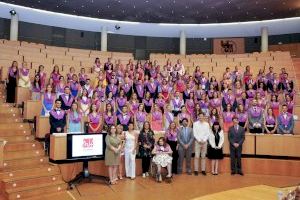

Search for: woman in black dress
xmin=207 ymin=121 xmax=224 ymax=175
xmin=6 ymin=61 xmax=18 ymax=103
xmin=138 ymin=121 xmax=155 ymax=178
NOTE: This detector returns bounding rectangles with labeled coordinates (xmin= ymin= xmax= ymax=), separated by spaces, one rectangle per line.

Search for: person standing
xmin=105 ymin=125 xmax=121 ymax=185
xmin=49 ymin=99 xmax=67 ymax=134
xmin=59 ymin=86 xmax=74 ymax=111
xmin=165 ymin=122 xmax=179 ymax=174
xmin=6 ymin=61 xmax=18 ymax=103
xmin=228 ymin=117 xmax=245 ymax=175
xmin=177 ymin=118 xmax=194 ymax=175
xmin=193 ymin=113 xmax=210 ymax=176
xmin=66 ymin=102 xmax=84 ymax=133
xmin=124 ymin=123 xmax=138 ymax=180
xmin=277 ymin=104 xmax=294 ymax=134
xmin=138 ymin=121 xmax=155 ymax=178
xmin=207 ymin=122 xmax=224 ymax=175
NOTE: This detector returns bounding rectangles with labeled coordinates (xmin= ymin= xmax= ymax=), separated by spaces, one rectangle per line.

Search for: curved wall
xmin=0 ymin=2 xmax=300 ymax=38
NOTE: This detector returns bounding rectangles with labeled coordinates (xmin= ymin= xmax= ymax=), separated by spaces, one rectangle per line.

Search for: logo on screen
xmin=83 ymin=138 xmax=94 ymax=148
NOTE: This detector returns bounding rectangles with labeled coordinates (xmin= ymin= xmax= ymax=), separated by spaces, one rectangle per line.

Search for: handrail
xmin=0 ymin=139 xmax=7 ymax=170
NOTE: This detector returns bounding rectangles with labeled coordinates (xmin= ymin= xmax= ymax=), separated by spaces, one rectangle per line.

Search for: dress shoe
xmin=231 ymin=172 xmax=236 ymax=175
xmin=201 ymin=171 xmax=207 ymax=176
xmin=187 ymin=172 xmax=192 ymax=175
xmin=194 ymin=171 xmax=199 ymax=176
xmin=238 ymin=172 xmax=244 ymax=176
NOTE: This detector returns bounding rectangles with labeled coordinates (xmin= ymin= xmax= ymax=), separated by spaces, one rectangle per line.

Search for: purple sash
xmin=152 ymin=111 xmax=162 ymax=120
xmin=143 ymin=98 xmax=153 ymax=107
xmin=266 ymin=115 xmax=276 ymax=125
xmin=50 ymin=109 xmax=65 ymax=120
xmin=271 ymin=101 xmax=280 ymax=109
xmin=147 ymin=82 xmax=157 ymax=93
xmin=166 ymin=130 xmax=177 ymax=141
xmin=210 ymin=98 xmax=221 ymax=108
xmin=89 ymin=113 xmax=101 ymax=124
xmin=44 ymin=93 xmax=54 ymax=104
xmin=165 ymin=112 xmax=174 ymax=123
xmin=61 ymin=94 xmax=74 ymax=107
xmin=80 ymin=97 xmax=90 ymax=105
xmin=279 ymin=113 xmax=292 ymax=126
xmin=200 ymin=100 xmax=209 ymax=109
xmin=136 ymin=84 xmax=144 ymax=98
xmin=108 ymin=84 xmax=117 ymax=95
xmin=136 ymin=111 xmax=146 ymax=122
xmin=236 ymin=112 xmax=247 ymax=123
xmin=249 ymin=107 xmax=262 ymax=118
xmin=122 ymin=83 xmax=131 ymax=93
xmin=118 ymin=114 xmax=131 ymax=125
xmin=104 ymin=113 xmax=115 ymax=125
xmin=155 ymin=99 xmax=165 ymax=108
xmin=117 ymin=97 xmax=127 ymax=107
xmin=20 ymin=68 xmax=29 ymax=76
xmin=69 ymin=112 xmax=82 ymax=123
xmin=56 ymin=84 xmax=65 ymax=93
xmin=9 ymin=67 xmax=18 ymax=78
xmin=223 ymin=112 xmax=234 ymax=123
xmin=172 ymin=98 xmax=182 ymax=109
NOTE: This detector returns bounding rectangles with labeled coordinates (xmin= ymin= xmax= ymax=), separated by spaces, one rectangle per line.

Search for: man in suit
xmin=228 ymin=116 xmax=245 ymax=175
xmin=49 ymin=99 xmax=66 ymax=134
xmin=277 ymin=104 xmax=294 ymax=134
xmin=58 ymin=86 xmax=74 ymax=111
xmin=177 ymin=118 xmax=194 ymax=175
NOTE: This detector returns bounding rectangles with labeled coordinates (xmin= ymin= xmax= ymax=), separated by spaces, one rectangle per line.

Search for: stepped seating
xmin=0 ymin=86 xmax=68 ymax=200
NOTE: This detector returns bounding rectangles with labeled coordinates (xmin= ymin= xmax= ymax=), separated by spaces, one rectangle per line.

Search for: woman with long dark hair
xmin=6 ymin=61 xmax=18 ymax=103
xmin=207 ymin=121 xmax=224 ymax=175
xmin=165 ymin=122 xmax=178 ymax=174
xmin=138 ymin=121 xmax=155 ymax=178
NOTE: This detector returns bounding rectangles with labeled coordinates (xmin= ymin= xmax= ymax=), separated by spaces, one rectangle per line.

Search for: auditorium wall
xmin=0 ymin=17 xmax=299 ymax=59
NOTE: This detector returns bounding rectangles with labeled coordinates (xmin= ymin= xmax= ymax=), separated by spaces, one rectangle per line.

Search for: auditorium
xmin=0 ymin=1 xmax=300 ymax=199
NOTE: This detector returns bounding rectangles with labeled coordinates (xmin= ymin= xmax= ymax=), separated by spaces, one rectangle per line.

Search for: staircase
xmin=0 ymin=84 xmax=71 ymax=200
xmin=293 ymin=58 xmax=300 ymax=92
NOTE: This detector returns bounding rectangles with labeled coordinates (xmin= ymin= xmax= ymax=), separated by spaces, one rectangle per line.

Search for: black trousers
xmin=249 ymin=128 xmax=263 ymax=134
xmin=230 ymin=145 xmax=242 ymax=173
xmin=167 ymin=140 xmax=178 ymax=174
xmin=142 ymin=156 xmax=151 ymax=173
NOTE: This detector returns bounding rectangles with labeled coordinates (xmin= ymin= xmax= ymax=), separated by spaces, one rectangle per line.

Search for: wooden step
xmin=4 ymin=142 xmax=43 ymax=152
xmin=4 ymin=150 xmax=45 ymax=161
xmin=22 ymin=192 xmax=74 ymax=200
xmin=0 ymin=123 xmax=30 ymax=130
xmin=0 ymin=130 xmax=31 ymax=137
xmin=3 ymin=175 xmax=63 ymax=192
xmin=0 ymin=165 xmax=60 ymax=181
xmin=0 ymin=118 xmax=23 ymax=123
xmin=0 ymin=113 xmax=22 ymax=118
xmin=0 ymin=108 xmax=20 ymax=114
xmin=4 ymin=181 xmax=67 ymax=200
xmin=3 ymin=156 xmax=48 ymax=170
xmin=0 ymin=135 xmax=34 ymax=143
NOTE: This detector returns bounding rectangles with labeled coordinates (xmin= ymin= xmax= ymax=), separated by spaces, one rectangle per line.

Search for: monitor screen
xmin=71 ymin=134 xmax=104 ymax=158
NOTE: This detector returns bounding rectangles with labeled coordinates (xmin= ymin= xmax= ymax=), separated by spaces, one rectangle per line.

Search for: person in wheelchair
xmin=152 ymin=137 xmax=173 ymax=183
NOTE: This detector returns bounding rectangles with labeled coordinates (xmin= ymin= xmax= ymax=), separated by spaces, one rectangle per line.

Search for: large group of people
xmin=5 ymin=56 xmax=296 ymax=184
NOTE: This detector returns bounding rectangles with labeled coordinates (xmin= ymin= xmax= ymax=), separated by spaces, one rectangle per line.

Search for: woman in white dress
xmin=78 ymin=88 xmax=91 ymax=116
xmin=164 ymin=104 xmax=174 ymax=131
xmin=18 ymin=62 xmax=31 ymax=88
xmin=152 ymin=137 xmax=173 ymax=183
xmin=124 ymin=123 xmax=138 ymax=179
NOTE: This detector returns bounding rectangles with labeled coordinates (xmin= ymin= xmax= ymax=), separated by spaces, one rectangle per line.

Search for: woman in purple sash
xmin=222 ymin=104 xmax=235 ymax=132
xmin=268 ymin=94 xmax=280 ymax=117
xmin=155 ymin=93 xmax=166 ymax=113
xmin=143 ymin=91 xmax=153 ymax=114
xmin=209 ymin=76 xmax=219 ymax=91
xmin=18 ymin=62 xmax=31 ymax=88
xmin=164 ymin=122 xmax=178 ymax=174
xmin=236 ymin=104 xmax=248 ymax=130
xmin=257 ymin=82 xmax=266 ymax=98
xmin=246 ymin=83 xmax=256 ymax=99
xmin=31 ymin=74 xmax=42 ymax=100
xmin=185 ymin=92 xmax=195 ymax=116
xmin=67 ymin=102 xmax=84 ymax=133
xmin=209 ymin=108 xmax=220 ymax=126
xmin=91 ymin=91 xmax=101 ymax=112
xmin=55 ymin=76 xmax=65 ymax=98
xmin=264 ymin=108 xmax=277 ymax=134
xmin=116 ymin=89 xmax=128 ymax=115
xmin=151 ymin=104 xmax=163 ymax=131
xmin=93 ymin=58 xmax=102 ymax=74
xmin=50 ymin=65 xmax=61 ymax=88
xmin=200 ymin=94 xmax=209 ymax=116
xmin=106 ymin=91 xmax=116 ymax=112
xmin=117 ymin=106 xmax=132 ymax=131
xmin=129 ymin=93 xmax=139 ymax=117
xmin=41 ymin=84 xmax=55 ymax=116
xmin=88 ymin=104 xmax=102 ymax=133
xmin=285 ymin=94 xmax=294 ymax=114
xmin=256 ymin=92 xmax=267 ymax=110
xmin=104 ymin=103 xmax=116 ymax=130
xmin=134 ymin=104 xmax=147 ymax=131
xmin=133 ymin=79 xmax=145 ymax=103
xmin=37 ymin=65 xmax=47 ymax=90
xmin=146 ymin=77 xmax=158 ymax=99
xmin=121 ymin=77 xmax=133 ymax=100
xmin=207 ymin=84 xmax=216 ymax=100
xmin=67 ymin=67 xmax=76 ymax=82
xmin=69 ymin=74 xmax=81 ymax=98
xmin=164 ymin=104 xmax=175 ymax=131
xmin=234 ymin=81 xmax=243 ymax=102
xmin=78 ymin=88 xmax=91 ymax=116
xmin=210 ymin=92 xmax=221 ymax=113
xmin=6 ymin=61 xmax=18 ymax=103
xmin=79 ymin=68 xmax=88 ymax=86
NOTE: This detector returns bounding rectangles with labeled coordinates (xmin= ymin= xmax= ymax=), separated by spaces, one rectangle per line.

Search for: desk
xmin=24 ymin=100 xmax=42 ymax=120
xmin=256 ymin=134 xmax=300 ymax=157
xmin=223 ymin=133 xmax=255 ymax=155
xmin=50 ymin=133 xmax=67 ymax=160
xmin=15 ymin=87 xmax=30 ymax=105
xmin=36 ymin=116 xmax=50 ymax=139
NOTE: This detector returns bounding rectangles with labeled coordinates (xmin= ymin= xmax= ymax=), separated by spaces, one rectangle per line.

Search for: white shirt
xmin=193 ymin=121 xmax=211 ymax=142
